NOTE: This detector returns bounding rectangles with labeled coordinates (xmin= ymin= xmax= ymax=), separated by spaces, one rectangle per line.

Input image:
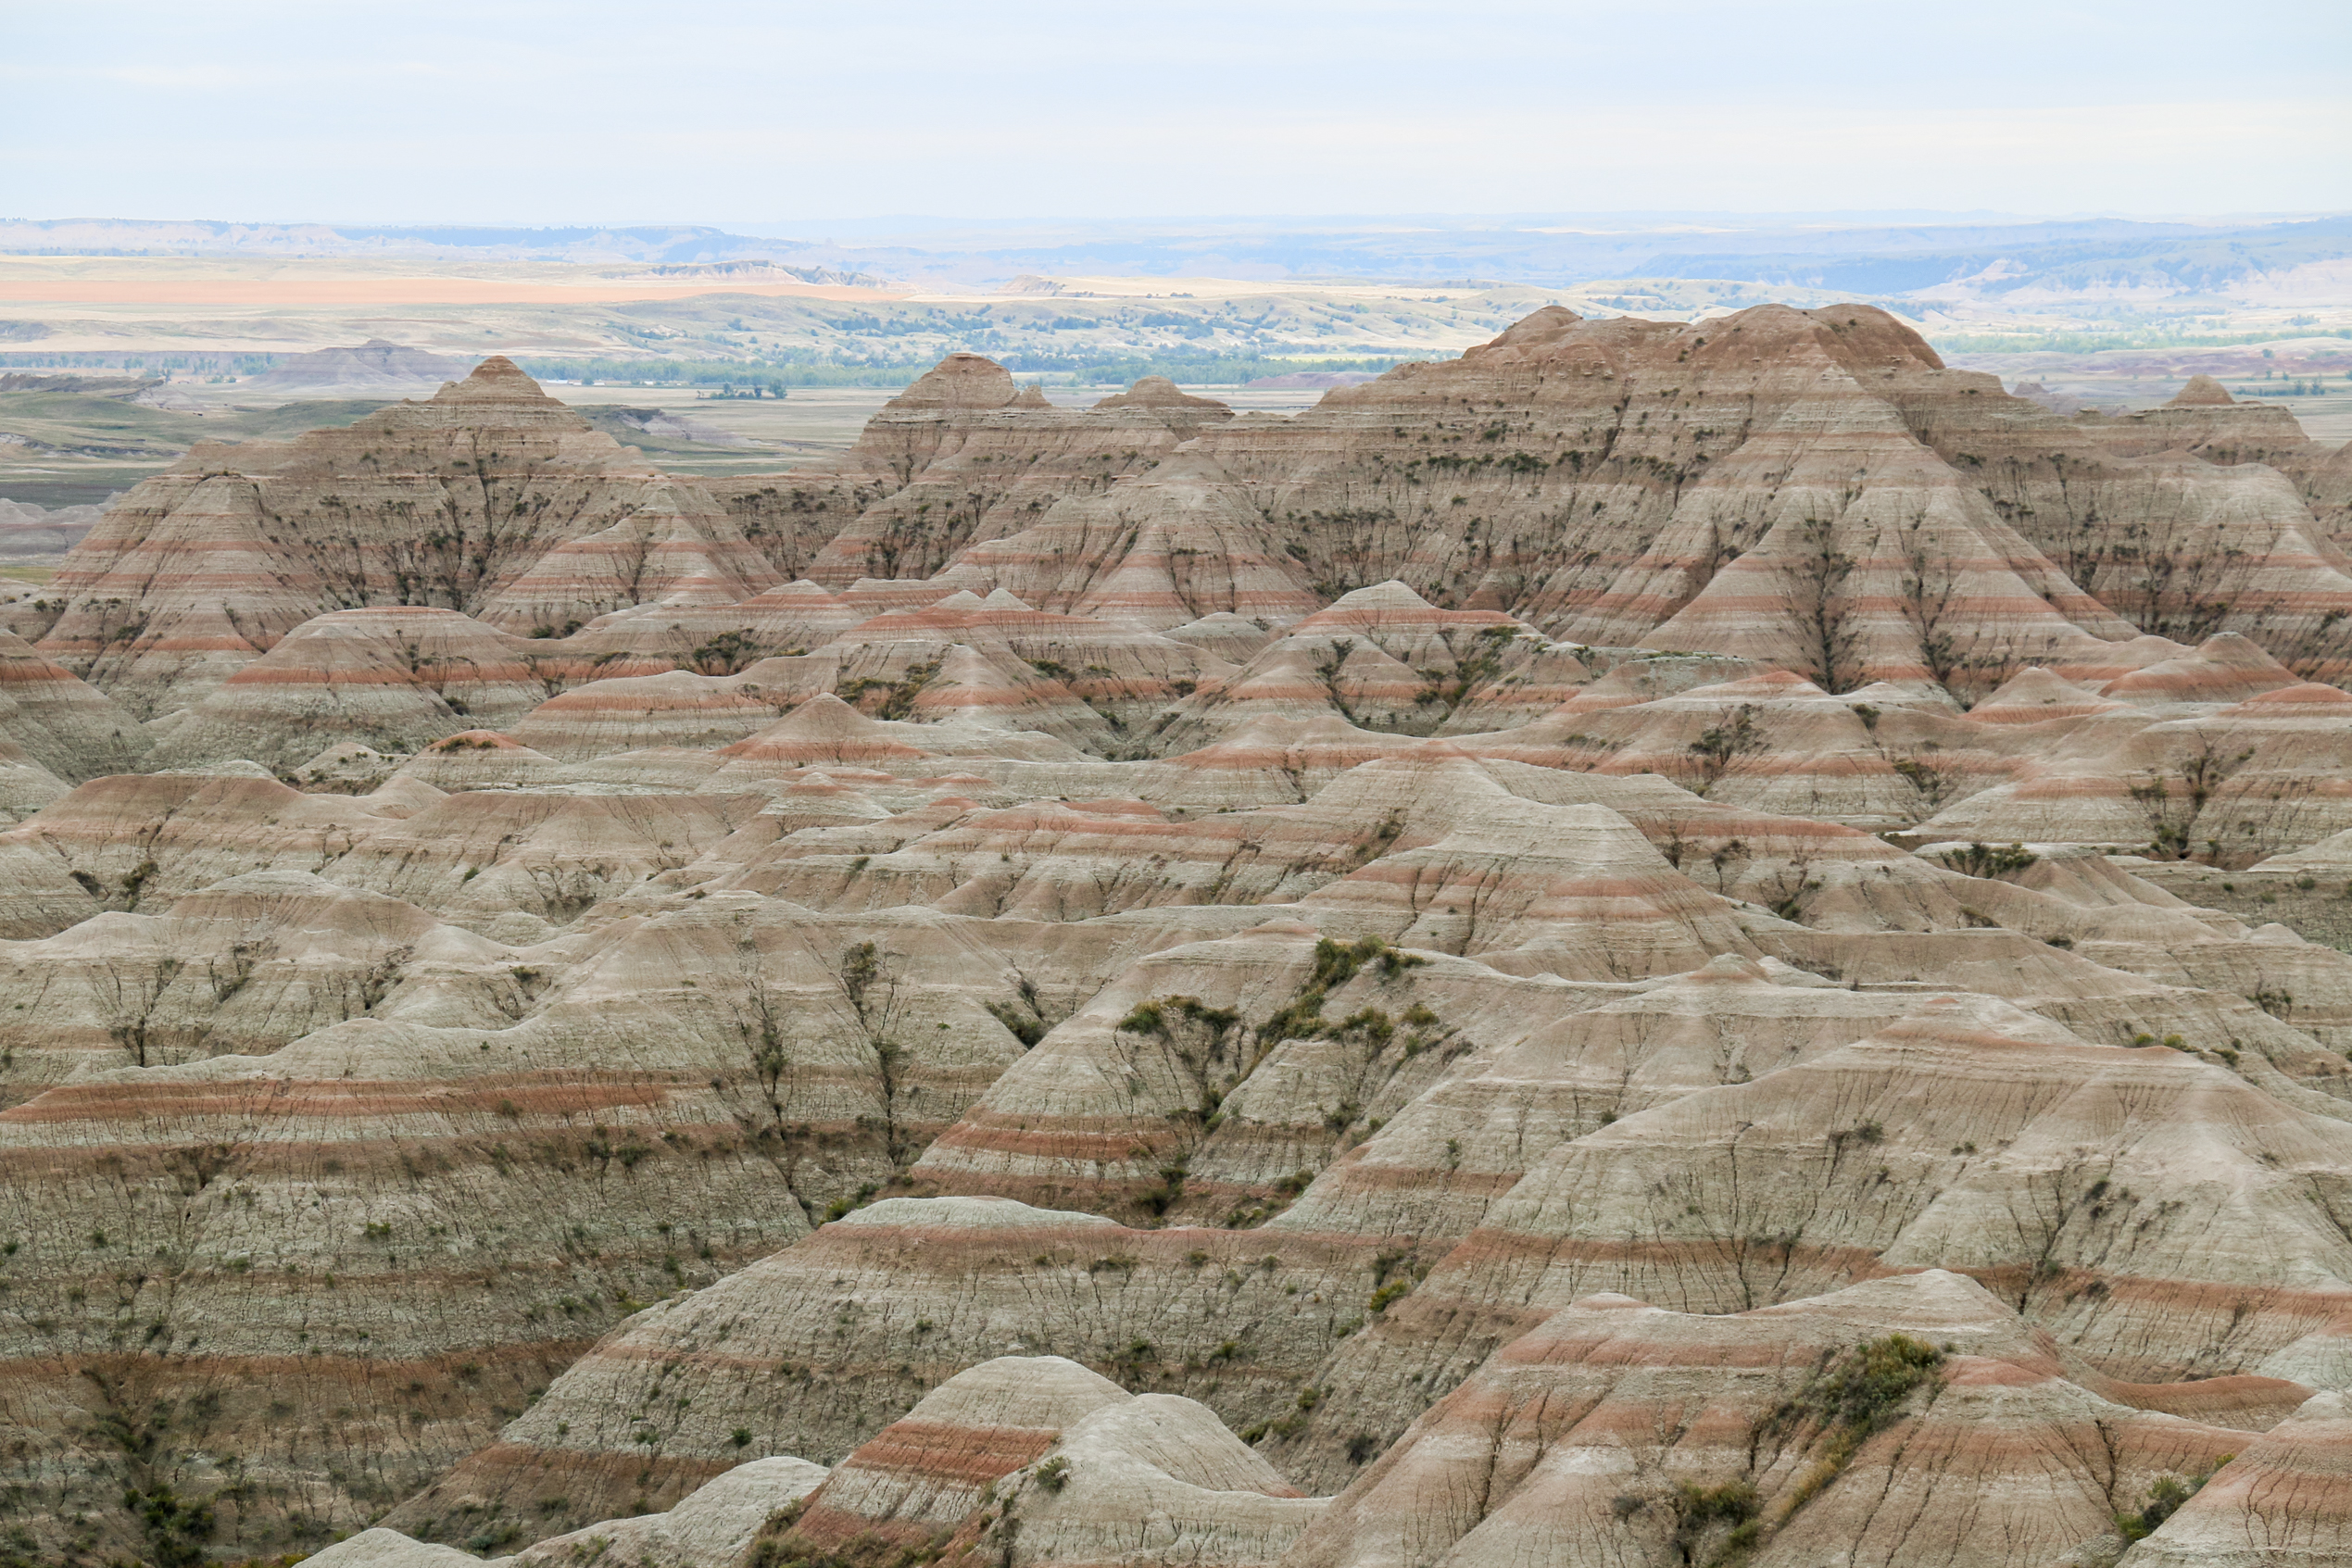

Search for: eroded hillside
xmin=1 ymin=310 xmax=2349 ymax=1568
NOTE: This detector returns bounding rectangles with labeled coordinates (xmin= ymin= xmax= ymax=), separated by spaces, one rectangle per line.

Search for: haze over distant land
xmin=8 ymin=211 xmax=2349 ymax=297
xmin=5 ymin=209 xmax=2348 ymax=435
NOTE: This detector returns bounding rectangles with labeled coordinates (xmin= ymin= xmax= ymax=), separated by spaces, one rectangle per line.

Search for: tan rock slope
xmin=0 ymin=309 xmax=2348 ymax=1566
xmin=1287 ymin=1271 xmax=2269 ymax=1568
xmin=2116 ymin=1389 xmax=2352 ymax=1566
xmin=31 ymin=359 xmax=785 ymax=717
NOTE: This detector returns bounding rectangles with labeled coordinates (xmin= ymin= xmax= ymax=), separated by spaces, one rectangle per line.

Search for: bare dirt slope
xmin=3 ymin=310 xmax=2351 ymax=1568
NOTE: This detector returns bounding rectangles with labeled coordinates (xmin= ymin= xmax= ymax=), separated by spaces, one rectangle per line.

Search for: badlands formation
xmin=0 ymin=305 xmax=2348 ymax=1566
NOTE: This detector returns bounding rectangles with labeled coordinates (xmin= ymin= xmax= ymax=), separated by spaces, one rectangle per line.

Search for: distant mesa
xmin=1088 ymin=374 xmax=1233 ymax=431
xmin=238 ymin=337 xmax=476 ymax=399
xmin=1089 ymin=374 xmax=1226 ymax=412
xmin=0 ymin=496 xmax=107 ymax=558
xmin=614 ymin=258 xmax=895 ymax=287
xmin=128 ymin=383 xmax=204 ymax=411
xmin=886 ymin=350 xmax=1032 ymax=410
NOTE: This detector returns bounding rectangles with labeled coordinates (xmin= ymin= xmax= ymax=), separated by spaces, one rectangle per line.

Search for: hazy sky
xmin=4 ymin=0 xmax=2346 ymax=225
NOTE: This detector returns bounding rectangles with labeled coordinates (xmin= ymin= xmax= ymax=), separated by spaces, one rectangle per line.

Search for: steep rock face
xmin=136 ymin=608 xmax=554 ymax=771
xmin=1284 ymin=1272 xmax=2263 ymax=1568
xmin=0 ymin=631 xmax=142 ymax=780
xmin=2117 ymin=1389 xmax=2352 ymax=1566
xmin=1883 ymin=362 xmax=2352 ymax=678
xmin=30 ymin=309 xmax=2349 ymax=716
xmin=934 ymin=310 xmax=2064 ymax=681
xmin=1265 ymin=957 xmax=1952 ymax=1246
xmin=0 ymin=882 xmax=1103 ymax=1562
xmin=398 ymin=1195 xmax=1372 ymax=1538
xmin=1291 ymin=998 xmax=2352 ymax=1469
xmin=1918 ymin=669 xmax=2352 ymax=862
xmin=922 ymin=306 xmax=2346 ymax=696
xmin=907 ymin=925 xmax=1583 ymax=1223
xmin=745 ymin=357 xmax=1234 ymax=589
xmin=943 ymin=448 xmax=1326 ymax=631
xmin=2295 ymin=434 xmax=2352 ymax=542
xmin=0 ymin=1027 xmax=819 ymax=1566
xmin=32 ymin=360 xmax=792 ymax=717
xmin=0 ymin=869 xmax=502 ymax=1093
xmin=1590 ymin=370 xmax=2129 ymax=700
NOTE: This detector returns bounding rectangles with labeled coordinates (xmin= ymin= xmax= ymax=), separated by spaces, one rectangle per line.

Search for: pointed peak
xmin=2169 ymin=374 xmax=2235 ymax=408
xmin=769 ymin=692 xmax=887 ymax=734
xmin=1973 ymin=666 xmax=2120 ymax=714
xmin=2192 ymin=631 xmax=2295 ymax=671
xmin=744 ymin=579 xmax=846 ymax=606
xmin=434 ymin=357 xmax=549 ymax=402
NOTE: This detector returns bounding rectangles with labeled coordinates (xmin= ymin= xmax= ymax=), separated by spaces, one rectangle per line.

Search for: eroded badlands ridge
xmin=2 ymin=313 xmax=2351 ymax=1567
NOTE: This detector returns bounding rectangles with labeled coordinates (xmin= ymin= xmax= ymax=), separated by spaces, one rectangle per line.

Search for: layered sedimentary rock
xmin=306 ymin=1455 xmax=828 ymax=1568
xmin=1286 ymin=1271 xmax=2270 ymax=1568
xmin=30 ymin=360 xmax=789 ymax=717
xmin=138 ymin=608 xmax=555 ymax=771
xmin=388 ymin=1195 xmax=1370 ymax=1535
xmin=729 ymin=354 xmax=1234 ymax=590
xmin=0 ymin=631 xmax=141 ymax=780
xmin=3 ymin=312 xmax=2351 ymax=1567
xmin=2116 ymin=1389 xmax=2352 ymax=1566
xmin=749 ymin=1353 xmax=1319 ymax=1568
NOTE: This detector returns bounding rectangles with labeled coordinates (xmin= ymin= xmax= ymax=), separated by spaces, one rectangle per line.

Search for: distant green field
xmin=0 ymin=391 xmax=389 ymax=460
xmin=1931 ymin=327 xmax=2352 ymax=356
